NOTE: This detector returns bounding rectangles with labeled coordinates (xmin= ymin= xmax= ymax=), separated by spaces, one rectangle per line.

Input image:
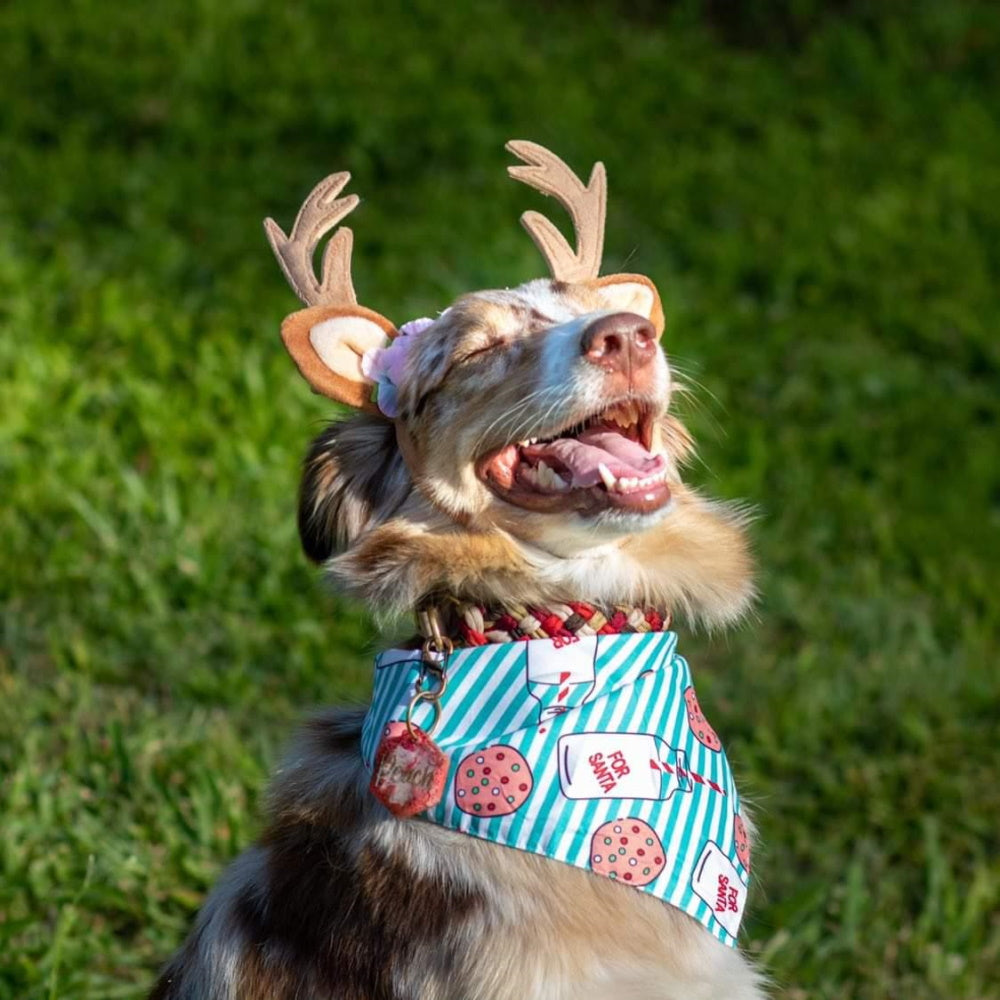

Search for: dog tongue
xmin=524 ymin=428 xmax=665 ymax=488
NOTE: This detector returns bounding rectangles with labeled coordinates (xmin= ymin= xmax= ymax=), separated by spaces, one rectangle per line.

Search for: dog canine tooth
xmin=597 ymin=462 xmax=617 ymax=490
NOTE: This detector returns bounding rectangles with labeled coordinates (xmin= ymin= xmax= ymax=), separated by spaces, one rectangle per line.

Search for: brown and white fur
xmin=150 ymin=156 xmax=767 ymax=999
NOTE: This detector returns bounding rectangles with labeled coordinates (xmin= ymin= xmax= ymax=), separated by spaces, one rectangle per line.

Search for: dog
xmin=149 ymin=141 xmax=766 ymax=1000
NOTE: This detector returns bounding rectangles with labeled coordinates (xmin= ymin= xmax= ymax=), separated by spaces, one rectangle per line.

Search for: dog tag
xmin=370 ymin=724 xmax=449 ymax=818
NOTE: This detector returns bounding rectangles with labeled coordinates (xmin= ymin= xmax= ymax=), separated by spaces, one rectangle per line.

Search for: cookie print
xmin=454 ymin=745 xmax=533 ymax=817
xmin=589 ymin=818 xmax=666 ymax=887
xmin=684 ymin=685 xmax=722 ymax=751
xmin=733 ymin=812 xmax=751 ymax=871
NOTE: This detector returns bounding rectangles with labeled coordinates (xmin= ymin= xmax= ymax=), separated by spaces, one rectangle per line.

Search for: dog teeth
xmin=603 ymin=401 xmax=641 ymax=431
xmin=595 ymin=464 xmax=668 ymax=492
xmin=595 ymin=467 xmax=668 ymax=493
xmin=536 ymin=461 xmax=569 ymax=492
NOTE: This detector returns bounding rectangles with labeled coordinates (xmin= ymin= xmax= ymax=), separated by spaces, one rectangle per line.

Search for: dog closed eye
xmin=455 ymin=339 xmax=509 ymax=364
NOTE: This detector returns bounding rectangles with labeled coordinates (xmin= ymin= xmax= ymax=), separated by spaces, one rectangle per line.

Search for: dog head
xmin=265 ymin=143 xmax=753 ymax=626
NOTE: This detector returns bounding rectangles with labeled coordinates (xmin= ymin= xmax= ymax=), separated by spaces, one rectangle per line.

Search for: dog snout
xmin=581 ymin=312 xmax=657 ymax=375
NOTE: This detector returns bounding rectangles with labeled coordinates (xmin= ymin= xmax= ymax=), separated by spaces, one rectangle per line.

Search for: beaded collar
xmin=419 ymin=599 xmax=672 ymax=648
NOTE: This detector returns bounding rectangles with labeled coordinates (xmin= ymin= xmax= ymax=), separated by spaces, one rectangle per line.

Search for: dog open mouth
xmin=478 ymin=400 xmax=671 ymax=515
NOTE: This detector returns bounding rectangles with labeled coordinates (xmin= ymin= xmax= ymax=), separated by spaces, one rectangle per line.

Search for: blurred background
xmin=1 ymin=1 xmax=998 ymax=997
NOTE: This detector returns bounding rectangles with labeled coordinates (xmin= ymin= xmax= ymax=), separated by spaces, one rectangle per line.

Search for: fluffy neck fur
xmin=300 ymin=415 xmax=754 ymax=632
xmin=329 ymin=492 xmax=753 ymax=630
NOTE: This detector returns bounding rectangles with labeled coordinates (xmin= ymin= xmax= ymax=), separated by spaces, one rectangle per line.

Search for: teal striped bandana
xmin=361 ymin=631 xmax=750 ymax=946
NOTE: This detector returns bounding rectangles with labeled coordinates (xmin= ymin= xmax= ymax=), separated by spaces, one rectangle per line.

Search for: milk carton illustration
xmin=375 ymin=649 xmax=426 ymax=670
xmin=526 ymin=636 xmax=597 ymax=723
xmin=557 ymin=731 xmax=693 ymax=800
xmin=691 ymin=841 xmax=747 ymax=937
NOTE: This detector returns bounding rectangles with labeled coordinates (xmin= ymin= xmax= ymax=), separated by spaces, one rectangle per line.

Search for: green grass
xmin=2 ymin=1 xmax=998 ymax=997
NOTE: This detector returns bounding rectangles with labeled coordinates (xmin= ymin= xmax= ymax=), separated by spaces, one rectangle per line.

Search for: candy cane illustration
xmin=650 ymin=756 xmax=727 ymax=796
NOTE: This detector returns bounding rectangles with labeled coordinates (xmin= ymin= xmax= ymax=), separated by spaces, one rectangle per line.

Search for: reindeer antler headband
xmin=265 ymin=141 xmax=661 ymax=415
xmin=505 ymin=140 xmax=607 ymax=282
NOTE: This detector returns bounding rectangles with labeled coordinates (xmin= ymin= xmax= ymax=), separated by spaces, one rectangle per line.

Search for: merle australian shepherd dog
xmin=150 ymin=142 xmax=765 ymax=1000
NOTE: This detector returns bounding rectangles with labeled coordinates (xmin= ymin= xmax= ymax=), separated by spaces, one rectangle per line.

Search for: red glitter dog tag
xmin=370 ymin=724 xmax=449 ymax=818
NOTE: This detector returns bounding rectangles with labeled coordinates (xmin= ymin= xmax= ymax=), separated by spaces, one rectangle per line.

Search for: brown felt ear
xmin=281 ymin=304 xmax=397 ymax=413
xmin=592 ymin=274 xmax=665 ymax=336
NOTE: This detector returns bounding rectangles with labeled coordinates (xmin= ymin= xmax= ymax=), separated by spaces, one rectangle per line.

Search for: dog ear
xmin=281 ymin=305 xmax=395 ymax=414
xmin=298 ymin=415 xmax=411 ymax=562
xmin=264 ymin=172 xmax=396 ymax=413
xmin=592 ymin=274 xmax=665 ymax=335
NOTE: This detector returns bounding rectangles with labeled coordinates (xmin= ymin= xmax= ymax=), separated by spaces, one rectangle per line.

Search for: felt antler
xmin=264 ymin=174 xmax=397 ymax=412
xmin=264 ymin=172 xmax=359 ymax=307
xmin=507 ymin=140 xmax=607 ymax=282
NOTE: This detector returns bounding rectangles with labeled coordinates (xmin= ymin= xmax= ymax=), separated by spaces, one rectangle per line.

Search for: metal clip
xmin=407 ymin=606 xmax=452 ymax=737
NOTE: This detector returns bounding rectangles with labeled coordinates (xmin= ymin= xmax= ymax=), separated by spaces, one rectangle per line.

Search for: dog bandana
xmin=361 ymin=631 xmax=751 ymax=946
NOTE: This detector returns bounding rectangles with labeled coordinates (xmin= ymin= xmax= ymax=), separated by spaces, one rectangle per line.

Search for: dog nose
xmin=581 ymin=312 xmax=657 ymax=373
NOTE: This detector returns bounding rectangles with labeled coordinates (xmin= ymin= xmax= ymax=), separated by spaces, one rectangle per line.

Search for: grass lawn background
xmin=1 ymin=1 xmax=998 ymax=997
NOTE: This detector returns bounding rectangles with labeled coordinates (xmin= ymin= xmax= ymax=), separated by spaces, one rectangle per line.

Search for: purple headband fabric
xmin=360 ymin=316 xmax=437 ymax=418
